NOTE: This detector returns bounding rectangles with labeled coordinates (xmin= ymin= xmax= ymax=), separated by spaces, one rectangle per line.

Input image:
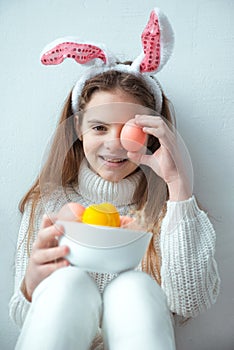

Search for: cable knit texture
xmin=9 ymin=160 xmax=220 ymax=349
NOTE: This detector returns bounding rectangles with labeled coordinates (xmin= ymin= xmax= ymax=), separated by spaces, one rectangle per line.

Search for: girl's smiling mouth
xmin=99 ymin=155 xmax=128 ymax=165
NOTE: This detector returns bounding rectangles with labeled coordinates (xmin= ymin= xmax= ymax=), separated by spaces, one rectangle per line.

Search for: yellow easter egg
xmin=82 ymin=203 xmax=120 ymax=227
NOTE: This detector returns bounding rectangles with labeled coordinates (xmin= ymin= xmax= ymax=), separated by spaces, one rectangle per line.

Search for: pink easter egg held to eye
xmin=120 ymin=119 xmax=146 ymax=152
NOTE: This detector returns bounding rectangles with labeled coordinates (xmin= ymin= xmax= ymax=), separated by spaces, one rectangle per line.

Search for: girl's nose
xmin=104 ymin=127 xmax=124 ymax=151
xmin=104 ymin=137 xmax=124 ymax=151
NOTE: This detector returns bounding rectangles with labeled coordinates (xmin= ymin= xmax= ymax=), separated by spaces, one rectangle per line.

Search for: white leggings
xmin=15 ymin=266 xmax=176 ymax=350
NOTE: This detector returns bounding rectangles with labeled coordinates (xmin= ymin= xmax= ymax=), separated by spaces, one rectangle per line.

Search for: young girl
xmin=9 ymin=8 xmax=220 ymax=350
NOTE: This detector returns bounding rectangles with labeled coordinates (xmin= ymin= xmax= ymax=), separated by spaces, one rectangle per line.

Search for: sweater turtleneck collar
xmin=77 ymin=159 xmax=143 ymax=206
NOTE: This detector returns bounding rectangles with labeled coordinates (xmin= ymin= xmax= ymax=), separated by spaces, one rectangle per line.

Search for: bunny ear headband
xmin=40 ymin=7 xmax=174 ymax=114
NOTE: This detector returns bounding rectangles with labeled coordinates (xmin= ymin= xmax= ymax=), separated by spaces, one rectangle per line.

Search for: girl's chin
xmin=88 ymin=158 xmax=137 ymax=181
xmin=97 ymin=169 xmax=126 ymax=182
xmin=96 ymin=166 xmax=134 ymax=182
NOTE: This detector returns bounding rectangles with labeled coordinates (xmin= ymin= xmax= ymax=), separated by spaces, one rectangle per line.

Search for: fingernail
xmin=64 ymin=245 xmax=70 ymax=254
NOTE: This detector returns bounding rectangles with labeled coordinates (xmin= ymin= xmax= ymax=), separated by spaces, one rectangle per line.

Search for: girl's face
xmin=78 ymin=89 xmax=146 ymax=182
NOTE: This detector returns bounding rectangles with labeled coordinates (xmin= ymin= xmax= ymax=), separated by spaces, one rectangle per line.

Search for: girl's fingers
xmin=34 ymin=223 xmax=64 ymax=249
xmin=128 ymin=151 xmax=162 ymax=174
xmin=135 ymin=115 xmax=176 ymax=149
xmin=143 ymin=125 xmax=176 ymax=150
xmin=40 ymin=213 xmax=58 ymax=229
xmin=127 ymin=151 xmax=143 ymax=165
xmin=39 ymin=258 xmax=70 ymax=276
xmin=135 ymin=115 xmax=164 ymax=128
xmin=33 ymin=245 xmax=69 ymax=264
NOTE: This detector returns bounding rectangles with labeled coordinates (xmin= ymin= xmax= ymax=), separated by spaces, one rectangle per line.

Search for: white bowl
xmin=57 ymin=220 xmax=152 ymax=274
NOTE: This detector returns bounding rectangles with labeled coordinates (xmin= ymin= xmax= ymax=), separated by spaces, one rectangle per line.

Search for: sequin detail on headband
xmin=41 ymin=42 xmax=107 ymax=65
xmin=140 ymin=10 xmax=161 ymax=73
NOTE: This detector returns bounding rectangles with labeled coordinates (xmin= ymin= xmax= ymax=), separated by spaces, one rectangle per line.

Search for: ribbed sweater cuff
xmin=167 ymin=195 xmax=202 ymax=220
xmin=162 ymin=195 xmax=204 ymax=233
xmin=9 ymin=278 xmax=31 ymax=328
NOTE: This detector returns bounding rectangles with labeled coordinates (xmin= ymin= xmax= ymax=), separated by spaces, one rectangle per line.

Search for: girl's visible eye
xmin=93 ymin=125 xmax=107 ymax=132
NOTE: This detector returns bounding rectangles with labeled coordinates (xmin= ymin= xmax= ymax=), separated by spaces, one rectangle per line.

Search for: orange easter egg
xmin=120 ymin=215 xmax=134 ymax=227
xmin=58 ymin=202 xmax=85 ymax=222
xmin=82 ymin=203 xmax=120 ymax=227
xmin=120 ymin=119 xmax=146 ymax=152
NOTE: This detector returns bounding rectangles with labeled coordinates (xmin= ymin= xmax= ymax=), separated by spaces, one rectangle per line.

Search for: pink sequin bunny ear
xmin=40 ymin=37 xmax=116 ymax=67
xmin=40 ymin=8 xmax=174 ymax=114
xmin=132 ymin=8 xmax=174 ymax=74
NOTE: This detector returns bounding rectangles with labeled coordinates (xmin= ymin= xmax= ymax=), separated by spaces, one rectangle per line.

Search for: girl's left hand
xmin=128 ymin=115 xmax=193 ymax=201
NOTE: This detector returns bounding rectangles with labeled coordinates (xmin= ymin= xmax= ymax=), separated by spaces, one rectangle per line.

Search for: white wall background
xmin=0 ymin=0 xmax=233 ymax=349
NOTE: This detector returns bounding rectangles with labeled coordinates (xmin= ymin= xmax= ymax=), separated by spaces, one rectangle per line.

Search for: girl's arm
xmin=159 ymin=195 xmax=220 ymax=318
xmin=128 ymin=115 xmax=220 ymax=317
xmin=9 ymin=199 xmax=69 ymax=328
xmin=9 ymin=202 xmax=40 ymax=328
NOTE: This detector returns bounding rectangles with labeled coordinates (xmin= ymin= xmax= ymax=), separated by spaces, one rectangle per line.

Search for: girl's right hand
xmin=22 ymin=214 xmax=70 ymax=302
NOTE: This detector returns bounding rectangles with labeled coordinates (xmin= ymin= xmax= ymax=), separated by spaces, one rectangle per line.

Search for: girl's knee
xmin=48 ymin=266 xmax=89 ymax=285
xmin=102 ymin=271 xmax=172 ymax=336
xmin=104 ymin=271 xmax=161 ymax=296
xmin=103 ymin=271 xmax=168 ymax=312
xmin=33 ymin=266 xmax=100 ymax=302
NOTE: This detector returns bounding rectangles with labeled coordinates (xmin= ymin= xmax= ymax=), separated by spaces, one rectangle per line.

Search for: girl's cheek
xmin=83 ymin=138 xmax=101 ymax=153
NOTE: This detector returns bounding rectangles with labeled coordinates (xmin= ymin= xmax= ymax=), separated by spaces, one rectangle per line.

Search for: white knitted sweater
xmin=9 ymin=161 xmax=220 ymax=333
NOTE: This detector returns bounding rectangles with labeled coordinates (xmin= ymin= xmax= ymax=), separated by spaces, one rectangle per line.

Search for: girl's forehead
xmin=85 ymin=89 xmax=143 ymax=107
xmin=81 ymin=102 xmax=154 ymax=124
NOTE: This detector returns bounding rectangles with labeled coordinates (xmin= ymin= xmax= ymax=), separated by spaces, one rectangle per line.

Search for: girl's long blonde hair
xmin=20 ymin=67 xmax=175 ymax=285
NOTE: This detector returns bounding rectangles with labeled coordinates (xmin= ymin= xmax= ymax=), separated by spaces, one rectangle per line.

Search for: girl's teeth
xmin=104 ymin=158 xmax=124 ymax=162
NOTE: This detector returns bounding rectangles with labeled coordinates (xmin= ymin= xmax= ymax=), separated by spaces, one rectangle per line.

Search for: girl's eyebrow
xmin=87 ymin=119 xmax=110 ymax=125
